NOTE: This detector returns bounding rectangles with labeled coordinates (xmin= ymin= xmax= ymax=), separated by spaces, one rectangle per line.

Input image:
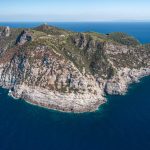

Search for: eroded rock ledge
xmin=0 ymin=25 xmax=149 ymax=113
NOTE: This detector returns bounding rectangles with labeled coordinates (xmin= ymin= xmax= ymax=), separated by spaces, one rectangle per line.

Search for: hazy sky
xmin=0 ymin=0 xmax=150 ymax=22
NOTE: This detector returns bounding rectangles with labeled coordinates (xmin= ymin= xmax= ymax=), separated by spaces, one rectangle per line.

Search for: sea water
xmin=0 ymin=22 xmax=150 ymax=150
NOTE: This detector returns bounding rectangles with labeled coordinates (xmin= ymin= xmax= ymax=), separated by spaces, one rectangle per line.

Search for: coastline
xmin=6 ymin=67 xmax=150 ymax=113
xmin=0 ymin=25 xmax=149 ymax=113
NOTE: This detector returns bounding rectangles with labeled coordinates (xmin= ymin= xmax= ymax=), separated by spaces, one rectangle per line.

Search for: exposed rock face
xmin=0 ymin=25 xmax=149 ymax=113
xmin=16 ymin=30 xmax=32 ymax=45
xmin=0 ymin=26 xmax=11 ymax=37
xmin=4 ymin=26 xmax=11 ymax=37
xmin=105 ymin=68 xmax=150 ymax=95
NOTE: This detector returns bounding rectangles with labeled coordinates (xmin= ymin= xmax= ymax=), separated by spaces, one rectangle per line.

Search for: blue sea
xmin=0 ymin=22 xmax=150 ymax=150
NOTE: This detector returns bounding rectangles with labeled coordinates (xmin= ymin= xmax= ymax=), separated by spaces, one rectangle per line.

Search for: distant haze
xmin=0 ymin=0 xmax=150 ymax=22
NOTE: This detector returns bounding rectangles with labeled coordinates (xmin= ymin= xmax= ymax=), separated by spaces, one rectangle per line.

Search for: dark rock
xmin=16 ymin=30 xmax=32 ymax=45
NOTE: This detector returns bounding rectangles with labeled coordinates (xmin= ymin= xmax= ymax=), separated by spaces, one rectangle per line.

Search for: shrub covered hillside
xmin=0 ymin=24 xmax=149 ymax=112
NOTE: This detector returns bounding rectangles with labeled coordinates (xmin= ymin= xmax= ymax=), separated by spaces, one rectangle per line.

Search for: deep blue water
xmin=0 ymin=22 xmax=150 ymax=150
xmin=0 ymin=22 xmax=150 ymax=43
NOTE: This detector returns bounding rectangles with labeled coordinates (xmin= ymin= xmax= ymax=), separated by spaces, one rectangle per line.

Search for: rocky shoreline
xmin=0 ymin=25 xmax=149 ymax=113
xmin=7 ymin=80 xmax=106 ymax=113
xmin=105 ymin=68 xmax=150 ymax=95
xmin=6 ymin=67 xmax=150 ymax=113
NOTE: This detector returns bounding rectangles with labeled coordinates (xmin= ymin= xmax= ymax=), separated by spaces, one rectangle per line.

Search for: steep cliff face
xmin=0 ymin=25 xmax=149 ymax=112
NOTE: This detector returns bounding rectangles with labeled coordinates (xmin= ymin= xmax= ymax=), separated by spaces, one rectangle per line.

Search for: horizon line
xmin=0 ymin=21 xmax=150 ymax=23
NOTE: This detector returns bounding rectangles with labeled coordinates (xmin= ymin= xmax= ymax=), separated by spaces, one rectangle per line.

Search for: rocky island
xmin=0 ymin=24 xmax=149 ymax=113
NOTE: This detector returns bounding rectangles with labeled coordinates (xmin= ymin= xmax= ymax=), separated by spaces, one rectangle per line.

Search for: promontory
xmin=0 ymin=24 xmax=149 ymax=112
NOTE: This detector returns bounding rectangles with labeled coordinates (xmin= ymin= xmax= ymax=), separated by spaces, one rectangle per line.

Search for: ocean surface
xmin=1 ymin=22 xmax=150 ymax=43
xmin=0 ymin=22 xmax=150 ymax=150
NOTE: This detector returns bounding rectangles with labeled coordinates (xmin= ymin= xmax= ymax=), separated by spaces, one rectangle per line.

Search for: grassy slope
xmin=0 ymin=25 xmax=149 ymax=80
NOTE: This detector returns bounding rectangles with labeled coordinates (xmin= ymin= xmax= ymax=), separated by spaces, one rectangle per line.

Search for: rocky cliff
xmin=0 ymin=25 xmax=149 ymax=112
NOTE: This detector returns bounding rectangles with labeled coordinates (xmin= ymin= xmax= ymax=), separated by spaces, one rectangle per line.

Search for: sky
xmin=0 ymin=0 xmax=150 ymax=22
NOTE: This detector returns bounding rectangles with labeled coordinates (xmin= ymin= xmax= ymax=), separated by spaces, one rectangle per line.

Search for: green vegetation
xmin=107 ymin=32 xmax=140 ymax=46
xmin=0 ymin=25 xmax=149 ymax=80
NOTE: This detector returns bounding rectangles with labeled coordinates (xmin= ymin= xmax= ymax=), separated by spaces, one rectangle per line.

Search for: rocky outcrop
xmin=4 ymin=26 xmax=10 ymax=37
xmin=105 ymin=68 xmax=150 ymax=95
xmin=0 ymin=26 xmax=10 ymax=37
xmin=0 ymin=25 xmax=149 ymax=113
xmin=16 ymin=30 xmax=32 ymax=45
